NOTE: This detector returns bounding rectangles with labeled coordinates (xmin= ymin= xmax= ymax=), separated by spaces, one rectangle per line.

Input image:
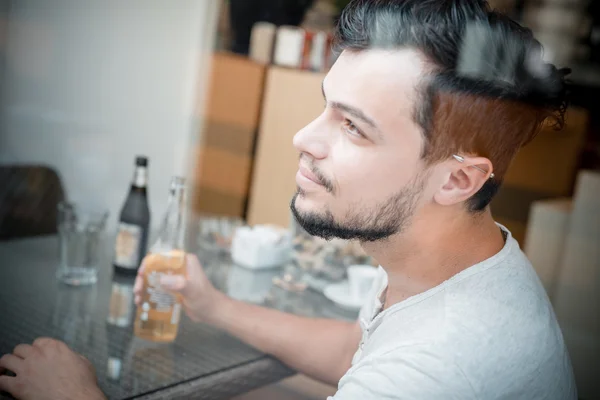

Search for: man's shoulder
xmin=372 ymin=248 xmax=559 ymax=355
xmin=373 ymin=243 xmax=549 ymax=334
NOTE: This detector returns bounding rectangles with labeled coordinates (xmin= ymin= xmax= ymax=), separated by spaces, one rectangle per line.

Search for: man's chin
xmin=290 ymin=192 xmax=398 ymax=242
xmin=290 ymin=194 xmax=352 ymax=241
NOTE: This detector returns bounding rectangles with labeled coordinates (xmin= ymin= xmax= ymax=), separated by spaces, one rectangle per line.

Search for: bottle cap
xmin=135 ymin=156 xmax=148 ymax=167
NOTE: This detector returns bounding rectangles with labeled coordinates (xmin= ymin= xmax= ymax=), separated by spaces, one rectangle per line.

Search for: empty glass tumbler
xmin=57 ymin=201 xmax=109 ymax=285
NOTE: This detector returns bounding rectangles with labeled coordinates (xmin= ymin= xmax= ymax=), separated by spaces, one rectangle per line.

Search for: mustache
xmin=300 ymin=154 xmax=335 ymax=193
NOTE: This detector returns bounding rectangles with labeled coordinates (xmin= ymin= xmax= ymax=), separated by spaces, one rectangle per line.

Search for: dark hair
xmin=334 ymin=0 xmax=569 ymax=211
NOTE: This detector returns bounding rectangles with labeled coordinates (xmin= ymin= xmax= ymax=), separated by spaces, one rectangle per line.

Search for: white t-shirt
xmin=330 ymin=226 xmax=577 ymax=399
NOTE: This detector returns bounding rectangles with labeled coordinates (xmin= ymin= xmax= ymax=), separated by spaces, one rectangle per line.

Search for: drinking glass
xmin=57 ymin=201 xmax=108 ymax=285
xmin=51 ymin=284 xmax=98 ymax=347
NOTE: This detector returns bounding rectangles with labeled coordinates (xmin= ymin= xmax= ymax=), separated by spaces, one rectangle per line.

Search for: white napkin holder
xmin=231 ymin=225 xmax=292 ymax=269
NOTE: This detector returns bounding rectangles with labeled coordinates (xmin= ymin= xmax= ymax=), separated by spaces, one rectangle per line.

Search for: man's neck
xmin=361 ymin=206 xmax=505 ymax=309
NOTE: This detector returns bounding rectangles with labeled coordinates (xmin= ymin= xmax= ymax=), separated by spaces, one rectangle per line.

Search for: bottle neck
xmin=152 ymin=184 xmax=186 ymax=252
xmin=132 ymin=166 xmax=147 ymax=189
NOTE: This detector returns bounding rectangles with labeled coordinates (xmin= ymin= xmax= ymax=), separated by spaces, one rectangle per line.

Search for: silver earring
xmin=453 ymin=155 xmax=495 ymax=179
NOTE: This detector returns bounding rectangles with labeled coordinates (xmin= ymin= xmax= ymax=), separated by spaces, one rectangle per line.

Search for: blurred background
xmin=0 ymin=0 xmax=598 ymax=399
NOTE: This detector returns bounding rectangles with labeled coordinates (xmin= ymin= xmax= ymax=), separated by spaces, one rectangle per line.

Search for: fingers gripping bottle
xmin=134 ymin=177 xmax=187 ymax=342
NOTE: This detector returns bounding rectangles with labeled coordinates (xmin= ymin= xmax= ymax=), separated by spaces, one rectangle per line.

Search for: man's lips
xmin=298 ymin=164 xmax=323 ymax=186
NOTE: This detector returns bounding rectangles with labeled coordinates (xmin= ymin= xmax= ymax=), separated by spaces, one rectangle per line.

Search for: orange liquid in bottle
xmin=134 ymin=250 xmax=186 ymax=342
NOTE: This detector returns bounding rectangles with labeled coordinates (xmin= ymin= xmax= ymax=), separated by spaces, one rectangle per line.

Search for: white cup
xmin=273 ymin=26 xmax=305 ymax=68
xmin=347 ymin=265 xmax=378 ymax=301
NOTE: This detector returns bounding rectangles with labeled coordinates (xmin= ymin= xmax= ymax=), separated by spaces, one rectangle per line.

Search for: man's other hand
xmin=0 ymin=337 xmax=105 ymax=400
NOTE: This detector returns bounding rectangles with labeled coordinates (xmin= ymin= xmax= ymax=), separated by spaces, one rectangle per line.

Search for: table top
xmin=0 ymin=236 xmax=357 ymax=399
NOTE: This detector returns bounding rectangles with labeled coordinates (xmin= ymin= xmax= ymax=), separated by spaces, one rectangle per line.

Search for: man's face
xmin=291 ymin=49 xmax=432 ymax=242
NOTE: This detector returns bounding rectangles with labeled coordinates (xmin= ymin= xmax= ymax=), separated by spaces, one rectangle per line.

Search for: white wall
xmin=0 ymin=0 xmax=219 ymax=230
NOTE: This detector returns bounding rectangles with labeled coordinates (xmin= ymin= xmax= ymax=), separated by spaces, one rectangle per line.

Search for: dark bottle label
xmin=114 ymin=222 xmax=143 ymax=269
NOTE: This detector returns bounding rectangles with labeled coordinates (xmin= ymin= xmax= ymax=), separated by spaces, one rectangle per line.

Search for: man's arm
xmin=148 ymin=254 xmax=362 ymax=386
xmin=208 ymin=293 xmax=361 ymax=385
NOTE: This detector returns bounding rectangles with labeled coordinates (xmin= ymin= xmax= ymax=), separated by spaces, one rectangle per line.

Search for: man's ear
xmin=434 ymin=156 xmax=493 ymax=206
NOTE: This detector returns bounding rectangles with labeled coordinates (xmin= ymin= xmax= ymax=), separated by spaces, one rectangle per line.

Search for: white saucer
xmin=323 ymin=281 xmax=365 ymax=311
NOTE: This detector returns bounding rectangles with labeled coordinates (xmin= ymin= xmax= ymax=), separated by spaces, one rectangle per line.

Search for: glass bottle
xmin=113 ymin=156 xmax=151 ymax=275
xmin=133 ymin=176 xmax=187 ymax=342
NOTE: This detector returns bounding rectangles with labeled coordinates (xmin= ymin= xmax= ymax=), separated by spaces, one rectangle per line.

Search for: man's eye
xmin=342 ymin=119 xmax=363 ymax=137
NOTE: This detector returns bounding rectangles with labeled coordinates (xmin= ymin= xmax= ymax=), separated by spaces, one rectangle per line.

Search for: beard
xmin=290 ymin=173 xmax=426 ymax=243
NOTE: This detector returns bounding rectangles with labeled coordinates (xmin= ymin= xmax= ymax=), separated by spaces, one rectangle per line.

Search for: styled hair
xmin=334 ymin=0 xmax=569 ymax=211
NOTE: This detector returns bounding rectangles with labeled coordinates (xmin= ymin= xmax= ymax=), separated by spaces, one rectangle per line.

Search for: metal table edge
xmin=134 ymin=356 xmax=296 ymax=400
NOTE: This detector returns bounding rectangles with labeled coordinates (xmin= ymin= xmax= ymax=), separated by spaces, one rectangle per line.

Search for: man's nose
xmin=292 ymin=115 xmax=329 ymax=160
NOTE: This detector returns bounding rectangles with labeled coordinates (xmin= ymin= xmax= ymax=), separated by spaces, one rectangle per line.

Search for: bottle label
xmin=114 ymin=222 xmax=142 ymax=268
xmin=146 ymin=271 xmax=177 ymax=312
xmin=107 ymin=282 xmax=134 ymax=327
xmin=138 ymin=271 xmax=181 ymax=323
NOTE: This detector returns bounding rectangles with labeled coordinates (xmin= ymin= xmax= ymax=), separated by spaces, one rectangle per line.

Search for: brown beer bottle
xmin=134 ymin=176 xmax=187 ymax=342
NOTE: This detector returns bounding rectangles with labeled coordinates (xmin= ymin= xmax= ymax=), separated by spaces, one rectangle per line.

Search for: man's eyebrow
xmin=321 ymin=81 xmax=380 ymax=132
xmin=331 ymin=102 xmax=380 ymax=132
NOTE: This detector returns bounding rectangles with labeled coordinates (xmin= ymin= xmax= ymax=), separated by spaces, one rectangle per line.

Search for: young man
xmin=0 ymin=1 xmax=576 ymax=399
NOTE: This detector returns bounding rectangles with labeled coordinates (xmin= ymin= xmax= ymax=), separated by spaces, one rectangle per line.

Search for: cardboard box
xmin=192 ymin=53 xmax=266 ymax=217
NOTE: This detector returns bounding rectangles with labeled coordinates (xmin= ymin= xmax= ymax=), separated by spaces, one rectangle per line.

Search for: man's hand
xmin=134 ymin=253 xmax=226 ymax=323
xmin=0 ymin=337 xmax=105 ymax=400
xmin=134 ymin=253 xmax=359 ymax=385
